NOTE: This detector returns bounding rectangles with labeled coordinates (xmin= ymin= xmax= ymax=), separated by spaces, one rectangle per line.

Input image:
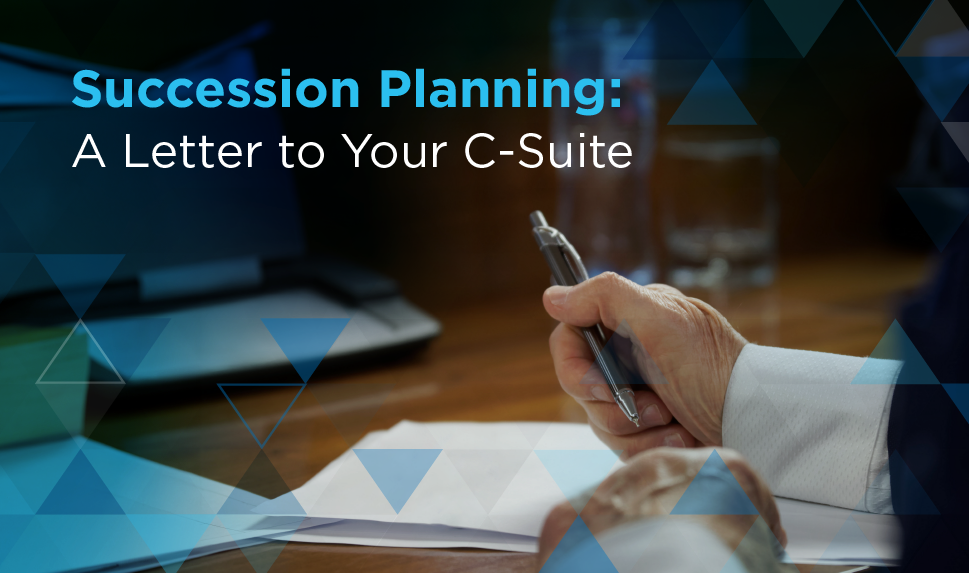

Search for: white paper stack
xmin=255 ymin=420 xmax=903 ymax=567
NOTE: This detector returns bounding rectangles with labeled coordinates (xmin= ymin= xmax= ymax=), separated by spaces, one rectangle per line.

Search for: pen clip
xmin=558 ymin=236 xmax=589 ymax=283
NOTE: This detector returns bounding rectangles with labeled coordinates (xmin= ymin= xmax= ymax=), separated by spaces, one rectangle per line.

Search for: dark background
xmin=2 ymin=0 xmax=957 ymax=310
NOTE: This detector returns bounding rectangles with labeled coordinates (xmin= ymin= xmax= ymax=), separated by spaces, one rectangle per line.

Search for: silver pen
xmin=530 ymin=210 xmax=641 ymax=427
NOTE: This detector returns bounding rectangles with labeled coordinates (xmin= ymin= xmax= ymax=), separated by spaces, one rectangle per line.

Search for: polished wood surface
xmin=93 ymin=249 xmax=931 ymax=573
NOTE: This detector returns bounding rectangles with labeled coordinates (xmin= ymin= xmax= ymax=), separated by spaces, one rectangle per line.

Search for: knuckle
xmin=593 ymin=271 xmax=626 ymax=292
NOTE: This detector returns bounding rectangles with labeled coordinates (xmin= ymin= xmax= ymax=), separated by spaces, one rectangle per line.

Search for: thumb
xmin=543 ymin=272 xmax=661 ymax=331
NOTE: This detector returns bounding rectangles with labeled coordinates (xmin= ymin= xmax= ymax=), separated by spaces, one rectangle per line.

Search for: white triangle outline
xmin=35 ymin=318 xmax=125 ymax=385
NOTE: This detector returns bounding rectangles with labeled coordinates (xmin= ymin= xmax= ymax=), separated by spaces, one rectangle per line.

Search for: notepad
xmin=256 ymin=420 xmax=902 ymax=567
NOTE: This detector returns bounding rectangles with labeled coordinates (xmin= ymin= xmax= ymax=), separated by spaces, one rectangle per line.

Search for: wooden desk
xmin=93 ymin=250 xmax=930 ymax=573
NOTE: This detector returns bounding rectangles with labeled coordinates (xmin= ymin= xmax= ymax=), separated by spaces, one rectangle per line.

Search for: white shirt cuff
xmin=722 ymin=345 xmax=900 ymax=512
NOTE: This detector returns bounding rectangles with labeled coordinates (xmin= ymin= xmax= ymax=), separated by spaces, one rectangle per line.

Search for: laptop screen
xmin=0 ymin=43 xmax=305 ymax=298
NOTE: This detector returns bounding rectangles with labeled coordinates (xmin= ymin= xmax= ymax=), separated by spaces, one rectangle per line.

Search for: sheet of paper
xmin=289 ymin=519 xmax=538 ymax=552
xmin=257 ymin=420 xmax=901 ymax=566
xmin=0 ymin=438 xmax=302 ymax=573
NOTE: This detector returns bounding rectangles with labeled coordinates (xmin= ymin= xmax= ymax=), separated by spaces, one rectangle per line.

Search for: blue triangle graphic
xmin=764 ymin=0 xmax=844 ymax=57
xmin=669 ymin=61 xmax=756 ymax=125
xmin=0 ymin=204 xmax=33 ymax=251
xmin=36 ymin=254 xmax=124 ymax=318
xmin=943 ymin=384 xmax=969 ymax=425
xmin=0 ymin=516 xmax=32 ymax=565
xmin=721 ymin=516 xmax=797 ymax=572
xmin=675 ymin=0 xmax=750 ymax=57
xmin=819 ymin=516 xmax=887 ymax=566
xmin=218 ymin=384 xmax=306 ymax=448
xmin=0 ymin=253 xmax=32 ymax=304
xmin=896 ymin=188 xmax=969 ymax=251
xmin=128 ymin=514 xmax=214 ymax=573
xmin=0 ymin=122 xmax=33 ymax=176
xmin=36 ymin=451 xmax=125 ymax=514
xmin=888 ymin=451 xmax=939 ymax=515
xmin=852 ymin=320 xmax=940 ymax=384
xmin=261 ymin=318 xmax=350 ymax=382
xmin=715 ymin=0 xmax=803 ymax=59
xmin=539 ymin=516 xmax=618 ymax=573
xmin=671 ymin=450 xmax=759 ymax=515
xmin=238 ymin=530 xmax=294 ymax=573
xmin=352 ymin=449 xmax=442 ymax=512
xmin=899 ymin=57 xmax=969 ymax=121
xmin=534 ymin=450 xmax=621 ymax=511
xmin=720 ymin=550 xmax=750 ymax=573
xmin=86 ymin=317 xmax=171 ymax=381
xmin=625 ymin=0 xmax=710 ymax=60
xmin=1 ymin=439 xmax=80 ymax=513
xmin=0 ymin=465 xmax=33 ymax=514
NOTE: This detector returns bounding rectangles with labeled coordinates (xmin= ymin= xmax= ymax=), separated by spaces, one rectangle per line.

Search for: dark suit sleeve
xmin=889 ymin=226 xmax=969 ymax=571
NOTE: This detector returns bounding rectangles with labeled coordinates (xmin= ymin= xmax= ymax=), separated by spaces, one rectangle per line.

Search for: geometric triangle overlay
xmin=218 ymin=384 xmax=306 ymax=449
xmin=764 ymin=0 xmax=844 ymax=57
xmin=36 ymin=319 xmax=119 ymax=385
xmin=0 ymin=253 xmax=32 ymax=304
xmin=85 ymin=317 xmax=170 ymax=381
xmin=444 ymin=450 xmax=532 ymax=513
xmin=943 ymin=384 xmax=969 ymax=425
xmin=817 ymin=515 xmax=888 ymax=568
xmin=896 ymin=0 xmax=969 ymax=58
xmin=217 ymin=451 xmax=302 ymax=573
xmin=720 ymin=516 xmax=798 ymax=573
xmin=669 ymin=61 xmax=756 ymax=125
xmin=237 ymin=539 xmax=292 ymax=573
xmin=715 ymin=0 xmax=802 ymax=59
xmin=898 ymin=57 xmax=969 ymax=121
xmin=851 ymin=320 xmax=940 ymax=385
xmin=127 ymin=514 xmax=214 ymax=573
xmin=857 ymin=0 xmax=933 ymax=54
xmin=670 ymin=450 xmax=759 ymax=515
xmin=220 ymin=450 xmax=303 ymax=514
xmin=352 ymin=449 xmax=442 ymax=512
xmin=0 ymin=122 xmax=33 ymax=176
xmin=0 ymin=204 xmax=33 ymax=252
xmin=516 ymin=423 xmax=552 ymax=448
xmin=674 ymin=0 xmax=748 ymax=57
xmin=261 ymin=318 xmax=351 ymax=383
xmin=579 ymin=320 xmax=668 ymax=387
xmin=0 ymin=515 xmax=32 ymax=565
xmin=896 ymin=187 xmax=969 ymax=251
xmin=943 ymin=122 xmax=969 ymax=163
xmin=35 ymin=254 xmax=124 ymax=318
xmin=539 ymin=516 xmax=618 ymax=573
xmin=888 ymin=451 xmax=940 ymax=515
xmin=533 ymin=450 xmax=621 ymax=513
xmin=36 ymin=450 xmax=124 ymax=515
xmin=0 ymin=466 xmax=33 ymax=515
xmin=624 ymin=0 xmax=710 ymax=60
xmin=0 ymin=439 xmax=80 ymax=514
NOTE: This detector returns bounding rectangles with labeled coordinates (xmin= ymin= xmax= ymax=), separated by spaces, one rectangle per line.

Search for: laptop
xmin=0 ymin=31 xmax=440 ymax=387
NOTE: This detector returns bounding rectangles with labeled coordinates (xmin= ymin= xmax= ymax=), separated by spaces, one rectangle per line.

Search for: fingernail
xmin=546 ymin=286 xmax=571 ymax=307
xmin=590 ymin=385 xmax=610 ymax=401
xmin=641 ymin=404 xmax=663 ymax=427
xmin=663 ymin=433 xmax=686 ymax=448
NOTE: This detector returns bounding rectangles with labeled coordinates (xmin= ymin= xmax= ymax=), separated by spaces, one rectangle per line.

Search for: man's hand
xmin=544 ymin=273 xmax=747 ymax=457
xmin=537 ymin=448 xmax=786 ymax=567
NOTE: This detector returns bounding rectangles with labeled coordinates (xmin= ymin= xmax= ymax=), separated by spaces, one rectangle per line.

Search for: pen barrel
xmin=583 ymin=327 xmax=634 ymax=395
xmin=539 ymin=245 xmax=579 ymax=288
